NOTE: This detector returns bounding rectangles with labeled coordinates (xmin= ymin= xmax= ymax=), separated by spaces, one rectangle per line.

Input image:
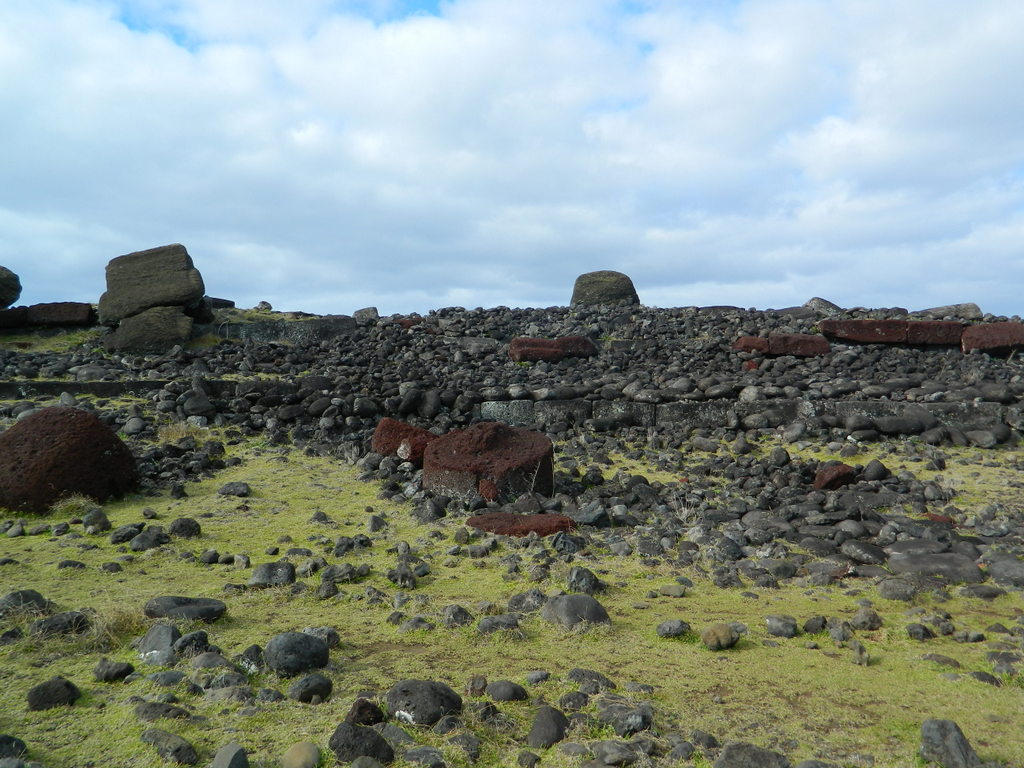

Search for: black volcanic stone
xmin=27 ymin=677 xmax=80 ymax=710
xmin=264 ymin=632 xmax=329 ymax=677
xmin=385 ymin=679 xmax=462 ymax=726
xmin=328 ymin=722 xmax=394 ymax=764
xmin=144 ymin=596 xmax=227 ymax=623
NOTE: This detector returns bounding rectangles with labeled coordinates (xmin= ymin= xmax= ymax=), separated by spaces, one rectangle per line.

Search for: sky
xmin=2 ymin=0 xmax=1024 ymax=317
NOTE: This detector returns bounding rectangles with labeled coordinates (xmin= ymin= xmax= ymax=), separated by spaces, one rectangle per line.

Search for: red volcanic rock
xmin=819 ymin=319 xmax=908 ymax=343
xmin=371 ymin=418 xmax=437 ymax=468
xmin=813 ymin=462 xmax=857 ymax=491
xmin=466 ymin=511 xmax=575 ymax=537
xmin=510 ymin=339 xmax=563 ymax=363
xmin=961 ymin=322 xmax=1024 ymax=353
xmin=0 ymin=407 xmax=139 ymax=514
xmin=732 ymin=336 xmax=770 ymax=353
xmin=25 ymin=302 xmax=96 ymax=327
xmin=767 ymin=333 xmax=830 ymax=357
xmin=906 ymin=321 xmax=964 ymax=346
xmin=423 ymin=422 xmax=553 ymax=502
xmin=509 ymin=335 xmax=597 ymax=363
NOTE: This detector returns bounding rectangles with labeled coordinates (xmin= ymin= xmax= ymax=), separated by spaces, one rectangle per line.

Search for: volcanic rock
xmin=26 ymin=677 xmax=80 ymax=710
xmin=423 ymin=422 xmax=553 ymax=502
xmin=144 ymin=596 xmax=227 ymax=623
xmin=98 ymin=243 xmax=205 ymax=325
xmin=103 ymin=305 xmax=194 ymax=354
xmin=961 ymin=322 xmax=1024 ymax=353
xmin=140 ymin=728 xmax=199 ymax=765
xmin=385 ymin=679 xmax=462 ymax=726
xmin=264 ymin=632 xmax=329 ymax=677
xmin=509 ymin=336 xmax=598 ymax=363
xmin=767 ymin=333 xmax=830 ymax=357
xmin=372 ymin=418 xmax=438 ymax=467
xmin=919 ymin=719 xmax=981 ymax=768
xmin=540 ymin=594 xmax=610 ymax=629
xmin=466 ymin=511 xmax=574 ymax=537
xmin=570 ymin=270 xmax=639 ymax=306
xmin=328 ymin=723 xmax=394 ymax=764
xmin=0 ymin=407 xmax=138 ymax=514
xmin=0 ymin=267 xmax=21 ymax=309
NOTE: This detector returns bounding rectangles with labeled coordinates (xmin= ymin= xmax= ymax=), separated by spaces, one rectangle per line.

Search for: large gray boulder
xmin=98 ymin=243 xmax=205 ymax=325
xmin=570 ymin=270 xmax=639 ymax=306
xmin=102 ymin=305 xmax=193 ymax=353
xmin=0 ymin=267 xmax=21 ymax=309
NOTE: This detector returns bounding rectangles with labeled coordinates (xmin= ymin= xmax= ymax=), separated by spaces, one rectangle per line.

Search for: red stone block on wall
xmin=819 ymin=319 xmax=908 ymax=343
xmin=961 ymin=322 xmax=1024 ymax=353
xmin=767 ymin=333 xmax=830 ymax=357
xmin=906 ymin=321 xmax=964 ymax=346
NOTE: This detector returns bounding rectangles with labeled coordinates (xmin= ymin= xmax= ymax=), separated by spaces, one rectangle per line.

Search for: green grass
xmin=1 ymin=441 xmax=1023 ymax=767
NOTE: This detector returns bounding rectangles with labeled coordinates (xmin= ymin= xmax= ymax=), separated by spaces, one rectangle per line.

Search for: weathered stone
xmin=767 ymin=333 xmax=830 ymax=357
xmin=509 ymin=336 xmax=598 ymax=363
xmin=0 ymin=407 xmax=138 ymax=514
xmin=820 ymin=319 xmax=908 ymax=343
xmin=140 ymin=729 xmax=199 ymax=765
xmin=906 ymin=321 xmax=964 ymax=345
xmin=423 ymin=422 xmax=553 ymax=502
xmin=540 ymin=594 xmax=610 ymax=629
xmin=144 ymin=596 xmax=227 ymax=623
xmin=371 ymin=418 xmax=438 ymax=468
xmin=466 ymin=511 xmax=574 ymax=538
xmin=919 ymin=719 xmax=981 ymax=768
xmin=98 ymin=243 xmax=205 ymax=325
xmin=27 ymin=677 xmax=80 ymax=710
xmin=24 ymin=302 xmax=96 ymax=327
xmin=0 ymin=267 xmax=21 ymax=309
xmin=733 ymin=335 xmax=770 ymax=354
xmin=714 ymin=742 xmax=791 ymax=768
xmin=570 ymin=270 xmax=639 ymax=306
xmin=103 ymin=305 xmax=194 ymax=353
xmin=813 ymin=463 xmax=856 ymax=490
xmin=887 ymin=553 xmax=984 ymax=584
xmin=701 ymin=623 xmax=739 ymax=651
xmin=385 ymin=679 xmax=462 ymax=726
xmin=961 ymin=322 xmax=1024 ymax=353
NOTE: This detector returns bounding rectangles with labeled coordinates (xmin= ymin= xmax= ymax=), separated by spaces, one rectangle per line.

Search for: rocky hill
xmin=1 ymin=296 xmax=1023 ymax=768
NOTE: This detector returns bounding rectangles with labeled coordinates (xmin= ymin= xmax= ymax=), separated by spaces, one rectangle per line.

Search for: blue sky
xmin=2 ymin=0 xmax=1023 ymax=316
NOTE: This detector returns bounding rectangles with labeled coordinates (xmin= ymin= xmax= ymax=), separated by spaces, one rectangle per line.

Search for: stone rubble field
xmin=2 ymin=285 xmax=1024 ymax=768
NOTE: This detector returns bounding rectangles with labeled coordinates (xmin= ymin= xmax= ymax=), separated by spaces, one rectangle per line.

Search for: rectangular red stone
xmin=906 ymin=320 xmax=964 ymax=345
xmin=819 ymin=319 xmax=908 ymax=343
xmin=509 ymin=338 xmax=564 ymax=362
xmin=961 ymin=322 xmax=1024 ymax=353
xmin=767 ymin=333 xmax=830 ymax=356
xmin=732 ymin=335 xmax=770 ymax=353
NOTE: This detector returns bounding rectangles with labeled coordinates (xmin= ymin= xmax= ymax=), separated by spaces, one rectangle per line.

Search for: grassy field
xmin=1 ymin=430 xmax=1022 ymax=768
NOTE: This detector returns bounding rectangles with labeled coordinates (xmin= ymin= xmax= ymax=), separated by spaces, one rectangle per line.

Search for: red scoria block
xmin=906 ymin=321 xmax=964 ymax=346
xmin=961 ymin=322 xmax=1024 ymax=353
xmin=819 ymin=319 xmax=908 ymax=343
xmin=767 ymin=333 xmax=830 ymax=357
xmin=466 ymin=511 xmax=575 ymax=537
xmin=371 ymin=417 xmax=438 ymax=468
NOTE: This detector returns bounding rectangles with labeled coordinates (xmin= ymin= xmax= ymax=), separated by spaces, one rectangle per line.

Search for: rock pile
xmin=99 ymin=244 xmax=211 ymax=353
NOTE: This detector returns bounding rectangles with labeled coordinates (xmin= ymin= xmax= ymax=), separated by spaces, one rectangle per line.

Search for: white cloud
xmin=0 ymin=0 xmax=1022 ymax=317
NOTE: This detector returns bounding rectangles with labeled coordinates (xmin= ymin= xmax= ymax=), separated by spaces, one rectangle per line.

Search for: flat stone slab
xmin=466 ymin=511 xmax=575 ymax=537
xmin=144 ymin=596 xmax=227 ymax=623
xmin=887 ymin=553 xmax=985 ymax=583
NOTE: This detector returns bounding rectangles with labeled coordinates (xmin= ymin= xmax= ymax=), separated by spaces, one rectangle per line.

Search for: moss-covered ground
xmin=2 ymin=429 xmax=1023 ymax=768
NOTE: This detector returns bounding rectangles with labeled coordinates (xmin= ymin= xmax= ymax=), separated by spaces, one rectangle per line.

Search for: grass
xmin=1 ymin=440 xmax=1023 ymax=767
xmin=0 ymin=327 xmax=104 ymax=354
